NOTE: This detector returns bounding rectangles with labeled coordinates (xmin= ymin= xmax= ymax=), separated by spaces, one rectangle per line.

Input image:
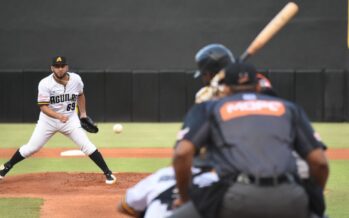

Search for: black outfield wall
xmin=0 ymin=70 xmax=348 ymax=122
xmin=0 ymin=0 xmax=346 ymax=70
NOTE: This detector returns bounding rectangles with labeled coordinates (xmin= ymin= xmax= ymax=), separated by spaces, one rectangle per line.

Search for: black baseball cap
xmin=223 ymin=62 xmax=258 ymax=85
xmin=52 ymin=56 xmax=67 ymax=66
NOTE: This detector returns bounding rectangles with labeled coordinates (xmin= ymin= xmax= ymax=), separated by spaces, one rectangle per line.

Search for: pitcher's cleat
xmin=0 ymin=164 xmax=12 ymax=180
xmin=105 ymin=173 xmax=117 ymax=185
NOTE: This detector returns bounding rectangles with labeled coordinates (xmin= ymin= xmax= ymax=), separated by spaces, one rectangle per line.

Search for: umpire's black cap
xmin=223 ymin=63 xmax=258 ymax=86
xmin=52 ymin=56 xmax=67 ymax=66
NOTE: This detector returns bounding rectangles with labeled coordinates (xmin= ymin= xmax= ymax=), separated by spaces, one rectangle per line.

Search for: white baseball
xmin=113 ymin=123 xmax=123 ymax=133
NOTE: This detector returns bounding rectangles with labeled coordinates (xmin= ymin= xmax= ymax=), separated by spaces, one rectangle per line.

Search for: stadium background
xmin=0 ymin=1 xmax=348 ymax=217
xmin=0 ymin=0 xmax=347 ymax=122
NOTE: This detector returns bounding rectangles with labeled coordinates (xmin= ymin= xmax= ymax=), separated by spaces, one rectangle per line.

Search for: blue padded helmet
xmin=194 ymin=44 xmax=235 ymax=78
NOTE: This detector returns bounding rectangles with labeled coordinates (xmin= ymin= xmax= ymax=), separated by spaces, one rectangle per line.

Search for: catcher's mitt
xmin=80 ymin=116 xmax=99 ymax=133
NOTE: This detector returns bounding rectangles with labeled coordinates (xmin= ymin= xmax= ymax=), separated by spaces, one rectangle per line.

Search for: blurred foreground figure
xmin=172 ymin=62 xmax=329 ymax=218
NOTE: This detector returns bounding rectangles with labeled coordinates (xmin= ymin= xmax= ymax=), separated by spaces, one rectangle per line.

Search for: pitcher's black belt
xmin=236 ymin=173 xmax=296 ymax=186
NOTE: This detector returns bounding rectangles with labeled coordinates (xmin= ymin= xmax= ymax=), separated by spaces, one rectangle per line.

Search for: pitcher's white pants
xmin=19 ymin=112 xmax=97 ymax=158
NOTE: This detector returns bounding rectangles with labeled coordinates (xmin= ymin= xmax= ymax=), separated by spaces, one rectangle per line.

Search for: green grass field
xmin=0 ymin=123 xmax=348 ymax=218
xmin=0 ymin=198 xmax=43 ymax=218
xmin=0 ymin=123 xmax=182 ymax=148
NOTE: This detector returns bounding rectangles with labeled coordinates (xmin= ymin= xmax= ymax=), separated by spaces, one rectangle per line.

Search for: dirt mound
xmin=0 ymin=172 xmax=149 ymax=218
xmin=0 ymin=148 xmax=173 ymax=158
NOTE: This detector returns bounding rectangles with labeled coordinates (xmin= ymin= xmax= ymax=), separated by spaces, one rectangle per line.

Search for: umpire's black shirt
xmin=179 ymin=92 xmax=324 ymax=178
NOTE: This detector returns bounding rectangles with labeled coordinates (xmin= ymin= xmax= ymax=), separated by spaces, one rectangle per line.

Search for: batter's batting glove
xmin=80 ymin=116 xmax=99 ymax=133
xmin=195 ymin=86 xmax=216 ymax=103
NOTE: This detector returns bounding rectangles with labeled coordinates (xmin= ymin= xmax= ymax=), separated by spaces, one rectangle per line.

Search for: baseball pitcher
xmin=0 ymin=56 xmax=116 ymax=184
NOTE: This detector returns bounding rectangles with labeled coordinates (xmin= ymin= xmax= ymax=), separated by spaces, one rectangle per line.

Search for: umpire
xmin=172 ymin=62 xmax=329 ymax=218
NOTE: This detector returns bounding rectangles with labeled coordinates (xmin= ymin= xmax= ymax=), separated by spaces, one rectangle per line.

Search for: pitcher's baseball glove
xmin=80 ymin=116 xmax=99 ymax=133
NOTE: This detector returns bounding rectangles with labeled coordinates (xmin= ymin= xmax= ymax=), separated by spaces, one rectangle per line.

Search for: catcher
xmin=0 ymin=56 xmax=116 ymax=184
xmin=117 ymin=166 xmax=218 ymax=218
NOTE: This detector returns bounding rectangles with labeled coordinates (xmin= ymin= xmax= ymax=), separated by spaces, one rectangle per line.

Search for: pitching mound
xmin=0 ymin=172 xmax=149 ymax=218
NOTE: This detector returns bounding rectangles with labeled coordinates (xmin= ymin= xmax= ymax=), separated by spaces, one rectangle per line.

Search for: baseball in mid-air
xmin=113 ymin=123 xmax=123 ymax=133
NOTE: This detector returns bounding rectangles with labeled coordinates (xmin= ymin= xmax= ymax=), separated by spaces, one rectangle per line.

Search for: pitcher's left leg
xmin=68 ymin=127 xmax=116 ymax=184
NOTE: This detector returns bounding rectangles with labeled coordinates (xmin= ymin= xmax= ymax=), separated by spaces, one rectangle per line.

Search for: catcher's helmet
xmin=194 ymin=44 xmax=235 ymax=78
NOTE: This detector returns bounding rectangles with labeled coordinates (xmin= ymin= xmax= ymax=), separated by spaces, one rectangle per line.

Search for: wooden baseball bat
xmin=208 ymin=2 xmax=299 ymax=92
xmin=239 ymin=2 xmax=299 ymax=61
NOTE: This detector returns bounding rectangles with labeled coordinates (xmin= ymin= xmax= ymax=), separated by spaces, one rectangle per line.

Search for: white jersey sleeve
xmin=125 ymin=167 xmax=176 ymax=212
xmin=126 ymin=173 xmax=157 ymax=211
xmin=193 ymin=170 xmax=219 ymax=187
xmin=123 ymin=167 xmax=218 ymax=218
xmin=38 ymin=80 xmax=51 ymax=105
